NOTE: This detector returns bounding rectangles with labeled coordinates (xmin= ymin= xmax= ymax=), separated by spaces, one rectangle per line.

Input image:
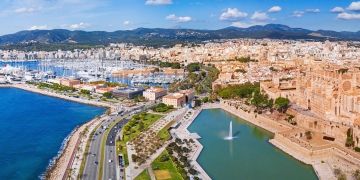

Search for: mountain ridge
xmin=0 ymin=24 xmax=359 ymax=50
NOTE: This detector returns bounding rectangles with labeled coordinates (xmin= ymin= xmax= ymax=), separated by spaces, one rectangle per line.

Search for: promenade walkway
xmin=170 ymin=105 xmax=215 ymax=180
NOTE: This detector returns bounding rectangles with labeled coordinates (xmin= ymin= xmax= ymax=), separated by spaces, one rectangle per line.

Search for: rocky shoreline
xmin=41 ymin=126 xmax=78 ymax=179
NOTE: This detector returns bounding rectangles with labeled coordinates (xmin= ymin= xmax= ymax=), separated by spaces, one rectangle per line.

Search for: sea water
xmin=0 ymin=88 xmax=105 ymax=179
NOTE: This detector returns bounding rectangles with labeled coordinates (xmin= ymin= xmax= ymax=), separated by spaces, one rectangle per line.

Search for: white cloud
xmin=28 ymin=25 xmax=48 ymax=30
xmin=62 ymin=22 xmax=90 ymax=29
xmin=331 ymin=7 xmax=345 ymax=13
xmin=292 ymin=11 xmax=304 ymax=17
xmin=251 ymin=11 xmax=270 ymax=22
xmin=70 ymin=22 xmax=89 ymax=29
xmin=306 ymin=8 xmax=320 ymax=13
xmin=292 ymin=9 xmax=319 ymax=18
xmin=231 ymin=21 xmax=265 ymax=28
xmin=337 ymin=12 xmax=360 ymax=20
xmin=220 ymin=8 xmax=248 ymax=21
xmin=15 ymin=7 xmax=41 ymax=14
xmin=166 ymin=14 xmax=192 ymax=23
xmin=123 ymin=21 xmax=131 ymax=26
xmin=268 ymin=6 xmax=282 ymax=13
xmin=348 ymin=1 xmax=360 ymax=11
xmin=145 ymin=0 xmax=172 ymax=5
xmin=177 ymin=16 xmax=192 ymax=22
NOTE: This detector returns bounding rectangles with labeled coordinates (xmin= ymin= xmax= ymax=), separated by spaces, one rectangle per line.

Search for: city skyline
xmin=1 ymin=0 xmax=360 ymax=35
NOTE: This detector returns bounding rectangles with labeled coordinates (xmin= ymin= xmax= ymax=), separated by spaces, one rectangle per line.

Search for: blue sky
xmin=0 ymin=0 xmax=360 ymax=35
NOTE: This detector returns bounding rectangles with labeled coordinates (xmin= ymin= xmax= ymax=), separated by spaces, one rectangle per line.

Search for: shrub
xmin=152 ymin=103 xmax=173 ymax=112
xmin=80 ymin=89 xmax=91 ymax=95
xmin=334 ymin=168 xmax=347 ymax=180
xmin=159 ymin=154 xmax=169 ymax=162
xmin=353 ymin=169 xmax=360 ymax=180
xmin=334 ymin=168 xmax=341 ymax=176
xmin=102 ymin=92 xmax=113 ymax=99
xmin=305 ymin=131 xmax=312 ymax=140
xmin=274 ymin=97 xmax=290 ymax=112
xmin=189 ymin=168 xmax=198 ymax=175
xmin=186 ymin=63 xmax=201 ymax=72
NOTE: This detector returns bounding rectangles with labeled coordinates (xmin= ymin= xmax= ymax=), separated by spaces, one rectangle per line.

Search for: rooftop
xmin=163 ymin=93 xmax=185 ymax=99
xmin=113 ymin=87 xmax=144 ymax=93
xmin=146 ymin=87 xmax=166 ymax=93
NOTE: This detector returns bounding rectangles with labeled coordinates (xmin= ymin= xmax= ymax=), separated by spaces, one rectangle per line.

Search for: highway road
xmin=102 ymin=103 xmax=156 ymax=180
xmin=82 ymin=102 xmax=155 ymax=180
xmin=103 ymin=118 xmax=130 ymax=180
xmin=82 ymin=116 xmax=114 ymax=180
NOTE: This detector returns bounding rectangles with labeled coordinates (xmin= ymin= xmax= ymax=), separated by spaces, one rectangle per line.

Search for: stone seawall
xmin=183 ymin=101 xmax=360 ymax=180
xmin=271 ymin=133 xmax=360 ymax=180
xmin=219 ymin=102 xmax=291 ymax=133
xmin=213 ymin=101 xmax=334 ymax=180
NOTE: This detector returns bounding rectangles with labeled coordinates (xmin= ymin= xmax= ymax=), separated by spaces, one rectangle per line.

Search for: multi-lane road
xmin=82 ymin=102 xmax=155 ymax=180
xmin=103 ymin=118 xmax=130 ymax=180
xmin=82 ymin=114 xmax=119 ymax=180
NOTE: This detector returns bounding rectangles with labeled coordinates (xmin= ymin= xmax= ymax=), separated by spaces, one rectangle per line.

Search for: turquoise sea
xmin=188 ymin=109 xmax=318 ymax=180
xmin=0 ymin=88 xmax=105 ymax=179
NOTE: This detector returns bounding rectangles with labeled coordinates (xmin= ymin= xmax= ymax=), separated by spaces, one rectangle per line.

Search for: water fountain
xmin=225 ymin=121 xmax=234 ymax=140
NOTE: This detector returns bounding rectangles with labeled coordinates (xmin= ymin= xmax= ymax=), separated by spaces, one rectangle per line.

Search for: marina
xmin=0 ymin=60 xmax=184 ymax=87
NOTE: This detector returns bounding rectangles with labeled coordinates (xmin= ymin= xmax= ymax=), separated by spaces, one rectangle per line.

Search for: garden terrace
xmin=151 ymin=150 xmax=184 ymax=180
xmin=116 ymin=112 xmax=162 ymax=166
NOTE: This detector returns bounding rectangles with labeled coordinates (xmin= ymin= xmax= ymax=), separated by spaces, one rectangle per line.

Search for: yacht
xmin=0 ymin=76 xmax=7 ymax=84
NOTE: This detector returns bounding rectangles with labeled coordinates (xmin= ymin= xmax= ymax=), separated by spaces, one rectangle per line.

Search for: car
xmin=95 ymin=161 xmax=98 ymax=165
xmin=109 ymin=159 xmax=112 ymax=163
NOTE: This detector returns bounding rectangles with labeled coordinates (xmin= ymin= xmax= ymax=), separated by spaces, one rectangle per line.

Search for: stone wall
xmin=273 ymin=133 xmax=360 ymax=172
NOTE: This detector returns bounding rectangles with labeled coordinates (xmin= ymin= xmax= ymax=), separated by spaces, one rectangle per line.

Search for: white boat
xmin=0 ymin=76 xmax=7 ymax=84
xmin=24 ymin=75 xmax=34 ymax=81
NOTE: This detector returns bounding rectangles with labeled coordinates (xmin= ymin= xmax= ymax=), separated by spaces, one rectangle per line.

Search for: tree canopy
xmin=274 ymin=97 xmax=290 ymax=112
xmin=186 ymin=63 xmax=201 ymax=72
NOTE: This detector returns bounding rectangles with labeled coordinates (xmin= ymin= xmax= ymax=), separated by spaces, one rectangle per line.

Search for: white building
xmin=143 ymin=87 xmax=167 ymax=101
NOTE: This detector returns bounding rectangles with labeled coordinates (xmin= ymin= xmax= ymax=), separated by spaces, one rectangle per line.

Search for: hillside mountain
xmin=0 ymin=24 xmax=359 ymax=49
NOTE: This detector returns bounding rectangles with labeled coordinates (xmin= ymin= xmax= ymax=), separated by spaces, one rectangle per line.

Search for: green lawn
xmin=151 ymin=150 xmax=183 ymax=180
xmin=123 ymin=113 xmax=163 ymax=142
xmin=157 ymin=121 xmax=174 ymax=142
xmin=116 ymin=139 xmax=129 ymax=166
xmin=134 ymin=169 xmax=151 ymax=180
xmin=117 ymin=112 xmax=162 ymax=166
xmin=152 ymin=103 xmax=174 ymax=113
